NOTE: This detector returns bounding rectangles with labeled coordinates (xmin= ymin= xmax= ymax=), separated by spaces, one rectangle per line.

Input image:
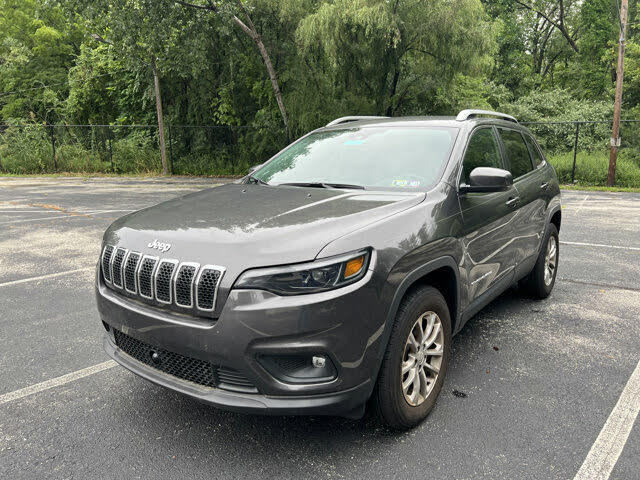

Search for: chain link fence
xmin=521 ymin=120 xmax=640 ymax=187
xmin=1 ymin=120 xmax=639 ymax=186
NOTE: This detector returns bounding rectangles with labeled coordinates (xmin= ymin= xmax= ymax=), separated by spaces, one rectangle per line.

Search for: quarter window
xmin=524 ymin=135 xmax=544 ymax=167
xmin=498 ymin=129 xmax=533 ymax=179
xmin=461 ymin=128 xmax=503 ymax=184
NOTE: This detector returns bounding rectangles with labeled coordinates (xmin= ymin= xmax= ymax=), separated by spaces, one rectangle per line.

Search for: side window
xmin=461 ymin=128 xmax=503 ymax=184
xmin=524 ymin=135 xmax=544 ymax=167
xmin=498 ymin=129 xmax=534 ymax=179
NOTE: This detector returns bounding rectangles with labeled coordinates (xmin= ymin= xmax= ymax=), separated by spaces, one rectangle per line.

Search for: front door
xmin=457 ymin=127 xmax=518 ymax=310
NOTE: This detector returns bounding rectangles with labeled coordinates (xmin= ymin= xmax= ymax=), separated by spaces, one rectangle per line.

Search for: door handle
xmin=506 ymin=196 xmax=520 ymax=208
xmin=540 ymin=182 xmax=550 ymax=190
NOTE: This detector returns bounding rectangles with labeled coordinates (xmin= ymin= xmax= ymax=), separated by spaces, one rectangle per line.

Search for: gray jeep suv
xmin=96 ymin=110 xmax=561 ymax=429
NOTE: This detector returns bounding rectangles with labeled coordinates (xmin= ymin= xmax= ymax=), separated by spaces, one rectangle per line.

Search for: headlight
xmin=234 ymin=249 xmax=371 ymax=296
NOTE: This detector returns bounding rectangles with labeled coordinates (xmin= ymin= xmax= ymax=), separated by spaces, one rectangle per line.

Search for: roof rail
xmin=326 ymin=116 xmax=389 ymax=127
xmin=456 ymin=109 xmax=518 ymax=123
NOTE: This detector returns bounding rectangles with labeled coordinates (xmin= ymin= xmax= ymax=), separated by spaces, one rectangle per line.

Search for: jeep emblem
xmin=148 ymin=239 xmax=171 ymax=253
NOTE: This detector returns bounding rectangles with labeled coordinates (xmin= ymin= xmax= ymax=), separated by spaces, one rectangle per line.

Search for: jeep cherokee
xmin=96 ymin=109 xmax=561 ymax=429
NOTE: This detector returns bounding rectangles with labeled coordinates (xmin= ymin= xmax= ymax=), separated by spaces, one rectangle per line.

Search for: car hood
xmin=105 ymin=183 xmax=425 ymax=268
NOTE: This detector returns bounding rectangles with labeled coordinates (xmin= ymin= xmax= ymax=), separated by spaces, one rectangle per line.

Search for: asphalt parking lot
xmin=1 ymin=177 xmax=639 ymax=479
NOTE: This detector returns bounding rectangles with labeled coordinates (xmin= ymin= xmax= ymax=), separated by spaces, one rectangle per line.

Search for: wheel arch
xmin=379 ymin=257 xmax=460 ymax=357
xmin=550 ymin=208 xmax=561 ymax=232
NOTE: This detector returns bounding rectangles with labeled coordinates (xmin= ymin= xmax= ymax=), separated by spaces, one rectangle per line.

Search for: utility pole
xmin=607 ymin=0 xmax=628 ymax=187
xmin=151 ymin=57 xmax=169 ymax=175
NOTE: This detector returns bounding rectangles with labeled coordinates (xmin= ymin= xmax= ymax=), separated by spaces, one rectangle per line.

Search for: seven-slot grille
xmin=101 ymin=244 xmax=224 ymax=313
xmin=113 ymin=329 xmax=257 ymax=392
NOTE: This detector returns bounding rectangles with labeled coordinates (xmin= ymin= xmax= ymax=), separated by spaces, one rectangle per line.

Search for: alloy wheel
xmin=544 ymin=236 xmax=558 ymax=286
xmin=401 ymin=311 xmax=444 ymax=407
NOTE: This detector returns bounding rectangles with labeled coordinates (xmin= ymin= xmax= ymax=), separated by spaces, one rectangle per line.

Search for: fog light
xmin=312 ymin=356 xmax=326 ymax=368
xmin=258 ymin=354 xmax=337 ymax=384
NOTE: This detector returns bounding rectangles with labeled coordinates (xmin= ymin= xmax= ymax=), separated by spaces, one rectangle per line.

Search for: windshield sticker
xmin=392 ymin=179 xmax=421 ymax=187
xmin=344 ymin=140 xmax=364 ymax=145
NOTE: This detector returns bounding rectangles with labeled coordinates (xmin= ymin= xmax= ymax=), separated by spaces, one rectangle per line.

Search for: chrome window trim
xmin=173 ymin=262 xmax=200 ymax=308
xmin=154 ymin=258 xmax=179 ymax=304
xmin=137 ymin=255 xmax=159 ymax=300
xmin=123 ymin=251 xmax=140 ymax=294
xmin=111 ymin=247 xmax=128 ymax=289
xmin=195 ymin=265 xmax=226 ymax=312
xmin=101 ymin=245 xmax=114 ymax=284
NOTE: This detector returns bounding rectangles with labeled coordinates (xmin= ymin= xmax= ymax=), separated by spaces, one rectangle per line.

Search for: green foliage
xmin=504 ymin=89 xmax=613 ymax=152
xmin=549 ymin=151 xmax=640 ymax=187
xmin=0 ymin=125 xmax=52 ymax=173
xmin=0 ymin=0 xmax=638 ymax=185
xmin=295 ymin=0 xmax=496 ymax=117
xmin=0 ymin=0 xmax=83 ymax=122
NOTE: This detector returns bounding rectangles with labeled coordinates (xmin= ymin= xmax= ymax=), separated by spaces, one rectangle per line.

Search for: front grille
xmin=154 ymin=260 xmax=177 ymax=303
xmin=175 ymin=264 xmax=197 ymax=307
xmin=102 ymin=245 xmax=114 ymax=283
xmin=113 ymin=329 xmax=257 ymax=392
xmin=112 ymin=248 xmax=127 ymax=288
xmin=101 ymin=245 xmax=225 ymax=314
xmin=138 ymin=256 xmax=158 ymax=299
xmin=196 ymin=268 xmax=222 ymax=311
xmin=124 ymin=252 xmax=140 ymax=293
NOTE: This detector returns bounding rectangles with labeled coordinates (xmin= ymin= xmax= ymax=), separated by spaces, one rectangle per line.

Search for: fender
xmin=375 ymin=255 xmax=460 ymax=364
xmin=546 ymin=194 xmax=562 ymax=226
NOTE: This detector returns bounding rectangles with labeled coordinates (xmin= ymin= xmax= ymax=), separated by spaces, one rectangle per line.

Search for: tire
xmin=520 ymin=223 xmax=559 ymax=299
xmin=372 ymin=285 xmax=451 ymax=430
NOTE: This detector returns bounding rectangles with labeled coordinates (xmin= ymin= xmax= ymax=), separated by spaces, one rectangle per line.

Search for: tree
xmin=296 ymin=0 xmax=496 ymax=117
xmin=176 ymin=0 xmax=292 ymax=142
xmin=514 ymin=0 xmax=581 ymax=53
xmin=0 ymin=0 xmax=83 ymax=123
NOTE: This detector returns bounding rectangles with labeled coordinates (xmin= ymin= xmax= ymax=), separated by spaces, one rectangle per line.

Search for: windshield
xmin=253 ymin=126 xmax=459 ymax=190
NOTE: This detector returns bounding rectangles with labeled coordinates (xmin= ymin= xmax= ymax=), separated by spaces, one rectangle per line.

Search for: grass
xmin=558 ymin=184 xmax=640 ymax=193
xmin=547 ymin=150 xmax=640 ymax=188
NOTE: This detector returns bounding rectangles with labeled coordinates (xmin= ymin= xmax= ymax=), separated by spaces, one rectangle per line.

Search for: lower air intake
xmin=113 ymin=329 xmax=257 ymax=392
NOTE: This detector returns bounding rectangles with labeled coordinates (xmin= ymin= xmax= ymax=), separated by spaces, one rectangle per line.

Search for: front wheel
xmin=372 ymin=285 xmax=451 ymax=430
xmin=520 ymin=223 xmax=559 ymax=299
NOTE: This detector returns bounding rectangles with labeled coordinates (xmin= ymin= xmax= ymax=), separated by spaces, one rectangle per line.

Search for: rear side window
xmin=524 ymin=135 xmax=544 ymax=167
xmin=498 ymin=129 xmax=533 ymax=179
xmin=461 ymin=128 xmax=503 ymax=184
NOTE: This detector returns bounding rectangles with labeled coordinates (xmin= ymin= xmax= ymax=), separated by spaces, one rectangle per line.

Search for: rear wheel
xmin=372 ymin=285 xmax=451 ymax=430
xmin=520 ymin=223 xmax=559 ymax=299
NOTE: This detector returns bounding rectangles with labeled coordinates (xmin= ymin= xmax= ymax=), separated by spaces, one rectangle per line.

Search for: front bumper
xmin=96 ymin=268 xmax=386 ymax=417
xmin=104 ymin=335 xmax=371 ymax=417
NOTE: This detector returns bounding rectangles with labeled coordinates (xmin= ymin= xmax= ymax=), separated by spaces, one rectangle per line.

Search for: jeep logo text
xmin=148 ymin=239 xmax=171 ymax=253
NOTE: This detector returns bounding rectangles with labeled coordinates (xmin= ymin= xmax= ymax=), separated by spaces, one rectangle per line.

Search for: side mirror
xmin=248 ymin=164 xmax=263 ymax=174
xmin=459 ymin=167 xmax=513 ymax=194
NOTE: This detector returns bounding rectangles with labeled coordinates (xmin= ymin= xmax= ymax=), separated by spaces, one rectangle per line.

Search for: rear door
xmin=457 ymin=127 xmax=518 ymax=308
xmin=496 ymin=128 xmax=548 ymax=278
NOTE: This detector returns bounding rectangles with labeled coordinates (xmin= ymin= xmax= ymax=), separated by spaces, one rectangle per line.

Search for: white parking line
xmin=560 ymin=241 xmax=640 ymax=252
xmin=573 ymin=195 xmax=590 ymax=215
xmin=80 ymin=209 xmax=137 ymax=214
xmin=0 ymin=214 xmax=77 ymax=225
xmin=0 ymin=267 xmax=94 ymax=288
xmin=574 ymin=359 xmax=640 ymax=480
xmin=0 ymin=361 xmax=117 ymax=406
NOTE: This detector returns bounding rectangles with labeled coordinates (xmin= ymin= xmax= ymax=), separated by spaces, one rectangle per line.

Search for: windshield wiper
xmin=246 ymin=175 xmax=269 ymax=186
xmin=278 ymin=182 xmax=365 ymax=190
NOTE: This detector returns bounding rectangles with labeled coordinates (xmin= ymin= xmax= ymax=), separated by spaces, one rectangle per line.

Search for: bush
xmin=56 ymin=144 xmax=109 ymax=173
xmin=0 ymin=126 xmax=53 ymax=173
xmin=548 ymin=150 xmax=640 ymax=187
xmin=503 ymin=89 xmax=613 ymax=153
xmin=111 ymin=131 xmax=161 ymax=174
